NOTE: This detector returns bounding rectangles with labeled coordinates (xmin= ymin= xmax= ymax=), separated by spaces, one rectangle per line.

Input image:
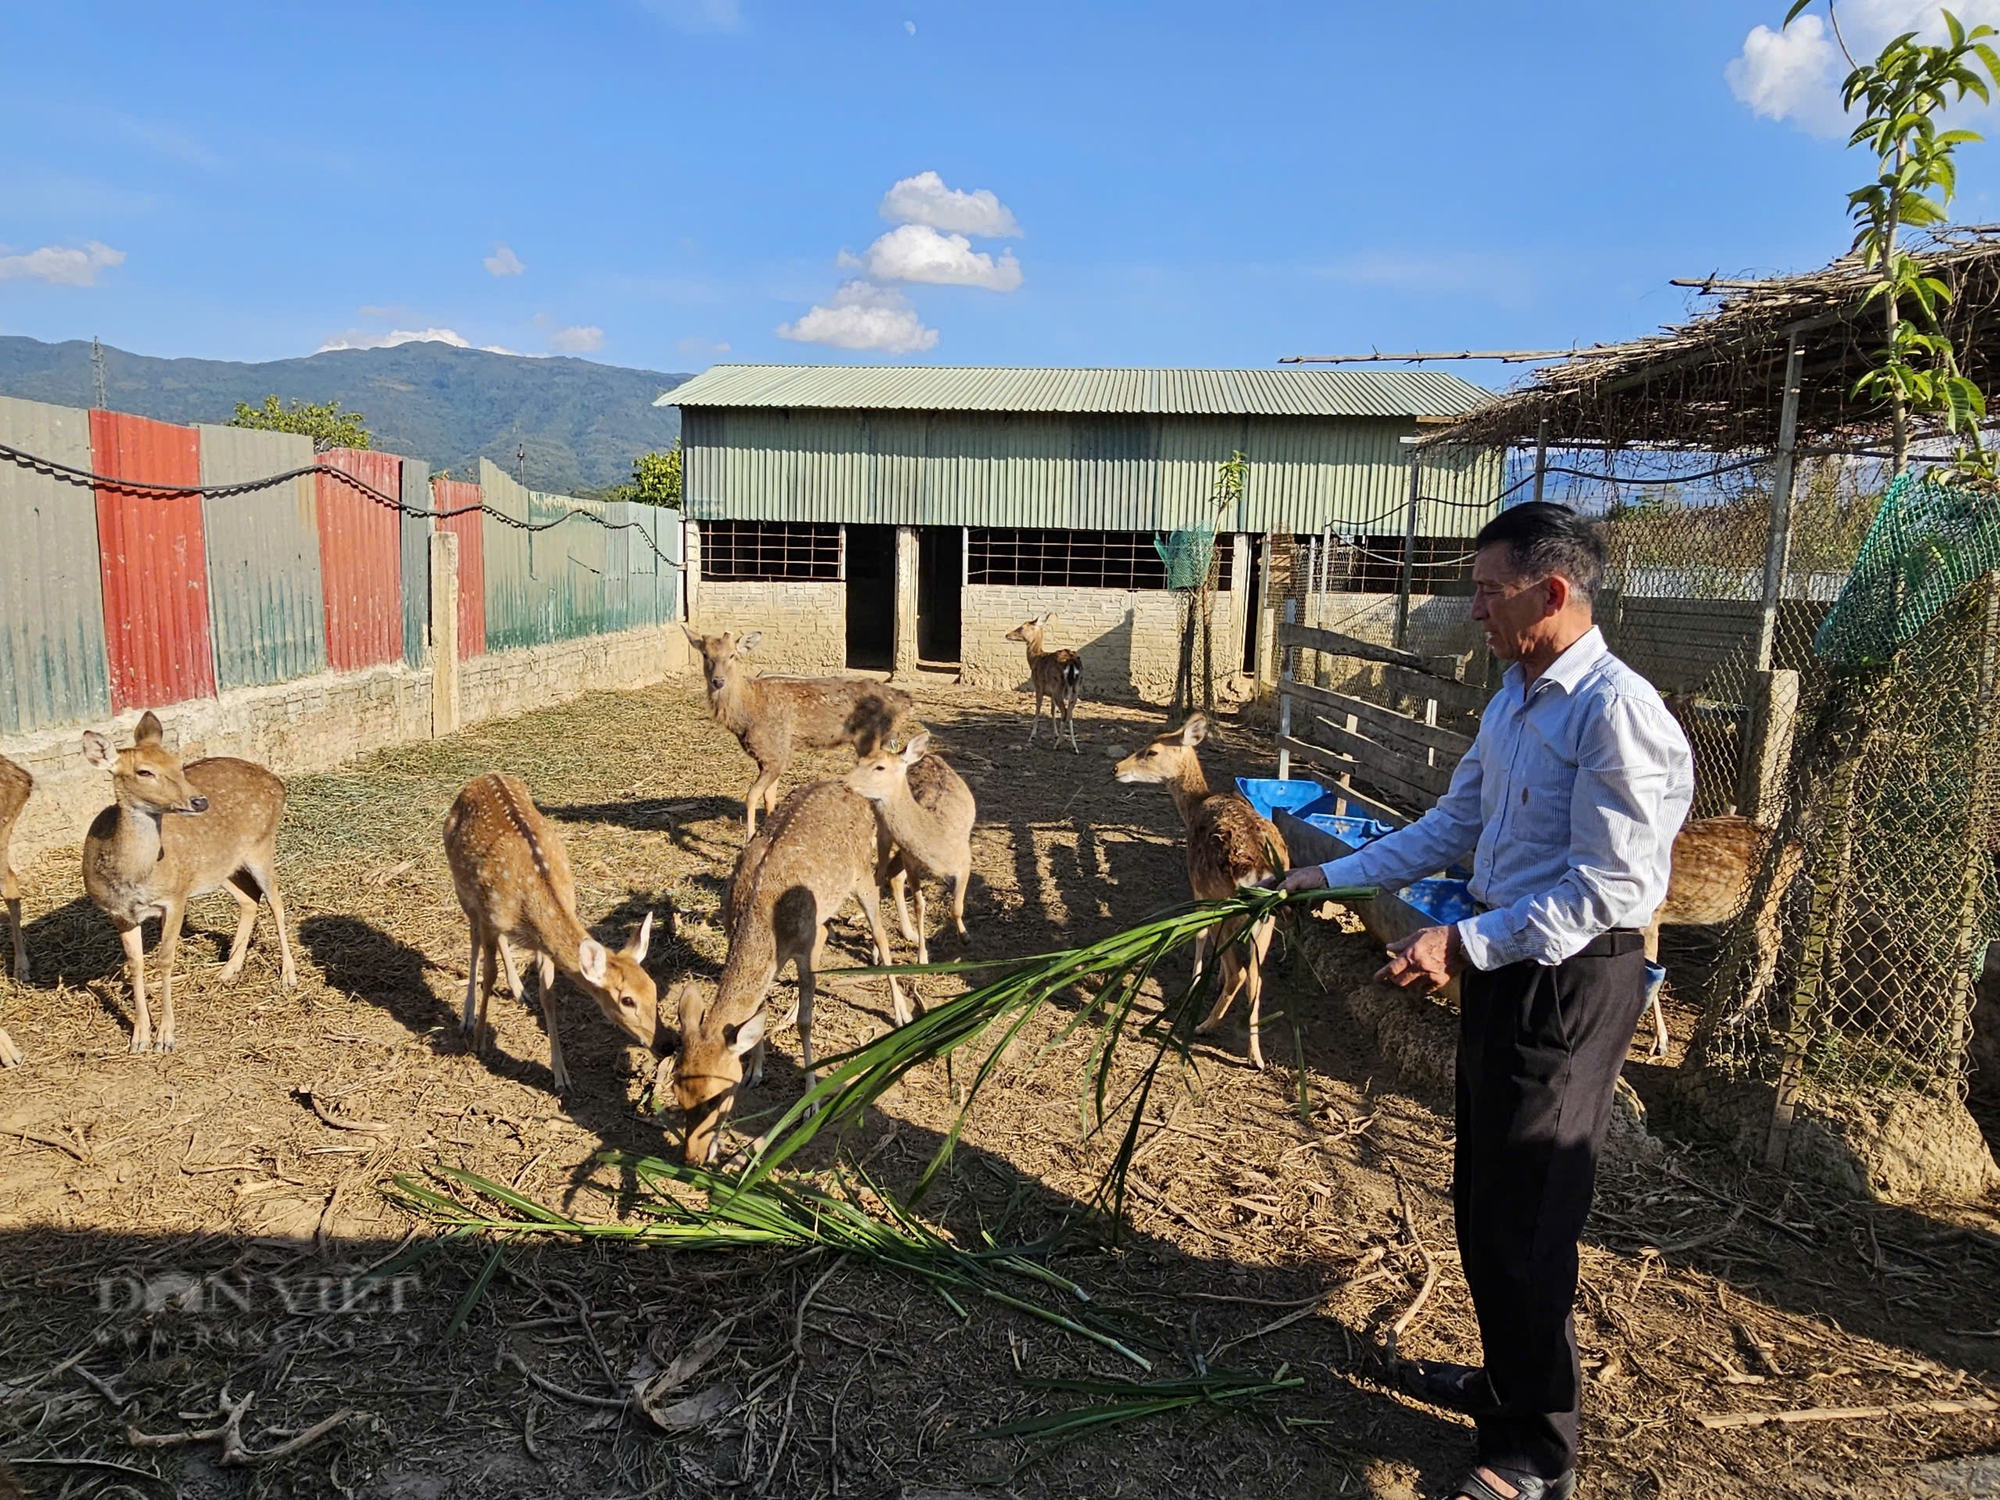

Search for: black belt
xmin=1471 ymin=903 xmax=1644 ymax=959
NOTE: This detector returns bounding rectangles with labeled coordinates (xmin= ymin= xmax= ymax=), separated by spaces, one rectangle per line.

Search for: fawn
xmin=1640 ymin=814 xmax=1803 ymax=1058
xmin=844 ymin=732 xmax=976 ymax=964
xmin=1004 ymin=614 xmax=1082 ymax=752
xmin=1 ymin=754 xmax=31 ymax=1067
xmin=443 ymin=773 xmax=664 ymax=1096
xmin=673 ymin=779 xmax=908 ymax=1165
xmin=1116 ymin=714 xmax=1290 ymax=1069
xmin=81 ymin=713 xmax=297 ymax=1053
xmin=684 ymin=628 xmax=913 ymax=835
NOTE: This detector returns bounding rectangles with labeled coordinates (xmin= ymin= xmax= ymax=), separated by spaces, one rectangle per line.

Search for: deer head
xmin=671 ymin=981 xmax=766 ymax=1165
xmin=573 ymin=912 xmax=666 ymax=1053
xmin=82 ymin=713 xmax=207 ymax=817
xmin=844 ymin=732 xmax=929 ymax=807
xmin=1114 ymin=714 xmax=1209 ymax=785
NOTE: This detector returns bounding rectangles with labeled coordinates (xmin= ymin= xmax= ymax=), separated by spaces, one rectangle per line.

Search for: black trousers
xmin=1454 ymin=931 xmax=1648 ymax=1479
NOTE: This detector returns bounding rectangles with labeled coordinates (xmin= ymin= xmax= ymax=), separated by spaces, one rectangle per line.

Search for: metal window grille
xmin=1331 ymin=535 xmax=1477 ymax=595
xmin=699 ymin=521 xmax=842 ymax=581
xmin=968 ymin=529 xmax=1233 ymax=590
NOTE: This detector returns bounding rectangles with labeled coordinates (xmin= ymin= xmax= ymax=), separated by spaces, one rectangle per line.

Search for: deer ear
xmin=628 ymin=911 xmax=654 ymax=963
xmin=903 ymin=732 xmax=931 ymax=764
xmin=681 ymin=624 xmax=704 ymax=648
xmin=669 ymin=978 xmax=705 ymax=1030
xmin=578 ymin=939 xmax=610 ymax=987
xmin=1181 ymin=714 xmax=1209 ymax=747
xmin=135 ymin=712 xmax=164 ymax=745
xmin=82 ymin=731 xmax=115 ymax=769
xmin=738 ymin=630 xmax=763 ymax=653
xmin=1037 ymin=612 xmax=1053 ymax=626
xmin=727 ymin=1010 xmax=766 ymax=1057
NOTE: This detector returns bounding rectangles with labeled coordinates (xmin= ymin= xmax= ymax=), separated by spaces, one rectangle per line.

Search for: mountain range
xmin=0 ymin=335 xmax=693 ymax=495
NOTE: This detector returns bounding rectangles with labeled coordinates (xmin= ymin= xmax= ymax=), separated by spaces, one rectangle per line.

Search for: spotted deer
xmin=684 ymin=628 xmax=913 ymax=835
xmin=443 ymin=773 xmax=665 ymax=1096
xmin=81 ymin=713 xmax=297 ymax=1054
xmin=1115 ymin=714 xmax=1290 ymax=1069
xmin=673 ymin=779 xmax=908 ymax=1165
xmin=1640 ymin=814 xmax=1803 ymax=1058
xmin=0 ymin=754 xmax=31 ymax=1067
xmin=1004 ymin=614 xmax=1082 ymax=752
xmin=844 ymin=732 xmax=976 ymax=964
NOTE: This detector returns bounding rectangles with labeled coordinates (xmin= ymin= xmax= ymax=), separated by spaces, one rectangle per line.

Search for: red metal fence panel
xmin=433 ymin=478 xmax=486 ymax=658
xmin=316 ymin=448 xmax=404 ymax=671
xmin=90 ymin=409 xmax=215 ymax=711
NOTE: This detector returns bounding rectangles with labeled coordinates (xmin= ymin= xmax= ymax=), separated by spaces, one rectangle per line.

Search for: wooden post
xmin=1253 ymin=534 xmax=1276 ymax=690
xmin=1395 ymin=445 xmax=1420 ymax=649
xmin=429 ymin=529 xmax=460 ymax=738
xmin=1277 ymin=598 xmax=1296 ymax=780
xmin=1948 ymin=573 xmax=2000 ymax=1063
xmin=1754 ymin=331 xmax=1806 ymax=673
xmin=1735 ymin=668 xmax=1800 ymax=824
xmin=1531 ymin=418 xmax=1547 ymax=506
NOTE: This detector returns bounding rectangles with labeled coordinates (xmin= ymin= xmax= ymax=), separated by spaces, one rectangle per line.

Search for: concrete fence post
xmin=430 ymin=529 xmax=460 ymax=738
xmin=893 ymin=526 xmax=919 ymax=678
xmin=1734 ymin=667 xmax=1798 ymax=824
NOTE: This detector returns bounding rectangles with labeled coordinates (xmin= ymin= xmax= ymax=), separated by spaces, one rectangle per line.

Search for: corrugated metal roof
xmin=664 ymin=365 xmax=1491 ymax=419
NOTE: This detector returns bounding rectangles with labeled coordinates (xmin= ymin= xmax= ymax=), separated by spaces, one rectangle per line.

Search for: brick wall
xmin=4 ymin=623 xmax=692 ymax=865
xmin=691 ymin=580 xmax=849 ymax=674
xmin=959 ymin=584 xmax=1246 ymax=702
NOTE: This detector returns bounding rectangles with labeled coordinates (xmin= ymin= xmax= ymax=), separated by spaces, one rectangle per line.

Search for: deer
xmin=672 ymin=779 xmax=909 ymax=1165
xmin=443 ymin=772 xmax=665 ymax=1096
xmin=844 ymin=732 xmax=976 ymax=965
xmin=80 ymin=712 xmax=297 ymax=1054
xmin=1115 ymin=714 xmax=1290 ymax=1069
xmin=683 ymin=628 xmax=913 ymax=835
xmin=1638 ymin=814 xmax=1804 ymax=1059
xmin=0 ymin=754 xmax=31 ymax=1067
xmin=1004 ymin=614 xmax=1082 ymax=753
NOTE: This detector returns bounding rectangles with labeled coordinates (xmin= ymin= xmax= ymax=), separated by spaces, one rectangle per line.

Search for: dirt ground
xmin=3 ymin=678 xmax=1999 ymax=1500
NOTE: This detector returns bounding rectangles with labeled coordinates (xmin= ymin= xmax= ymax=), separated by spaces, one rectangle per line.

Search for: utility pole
xmin=517 ymin=441 xmax=527 ymax=489
xmin=91 ymin=336 xmax=109 ymax=410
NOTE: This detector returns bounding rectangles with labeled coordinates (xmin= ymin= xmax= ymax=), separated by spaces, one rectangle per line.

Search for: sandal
xmin=1395 ymin=1359 xmax=1499 ymax=1415
xmin=1431 ymin=1464 xmax=1577 ymax=1500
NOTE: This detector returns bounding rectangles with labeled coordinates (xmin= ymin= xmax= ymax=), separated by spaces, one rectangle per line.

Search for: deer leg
xmin=0 ymin=1023 xmax=18 ymax=1069
xmin=1642 ymin=923 xmax=1669 ymax=1058
xmin=1026 ymin=687 xmax=1042 ymax=745
xmin=495 ymin=936 xmax=527 ymax=1002
xmin=1190 ymin=926 xmax=1209 ymax=986
xmin=218 ymin=875 xmax=260 ymax=983
xmin=951 ymin=864 xmax=969 ymax=940
xmin=856 ymin=881 xmax=910 ymax=1026
xmin=154 ymin=900 xmax=186 ymax=1053
xmin=4 ymin=863 xmax=25 ymax=982
xmin=121 ymin=923 xmax=152 ymax=1054
xmin=1065 ymin=691 xmax=1080 ymax=754
xmin=250 ymin=855 xmax=297 ymax=988
xmin=890 ymin=861 xmax=917 ymax=943
xmin=536 ymin=956 xmax=570 ymax=1096
xmin=745 ymin=762 xmax=782 ymax=835
xmin=460 ymin=920 xmax=485 ymax=1039
xmin=913 ymin=881 xmax=930 ymax=967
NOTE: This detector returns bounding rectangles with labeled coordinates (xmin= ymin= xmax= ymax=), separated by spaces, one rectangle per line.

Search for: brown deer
xmin=1639 ymin=814 xmax=1803 ymax=1058
xmin=443 ymin=773 xmax=664 ymax=1095
xmin=673 ymin=779 xmax=908 ymax=1165
xmin=81 ymin=713 xmax=297 ymax=1054
xmin=844 ymin=732 xmax=976 ymax=964
xmin=1115 ymin=714 xmax=1290 ymax=1069
xmin=683 ymin=628 xmax=912 ymax=834
xmin=0 ymin=754 xmax=31 ymax=1067
xmin=1004 ymin=614 xmax=1082 ymax=752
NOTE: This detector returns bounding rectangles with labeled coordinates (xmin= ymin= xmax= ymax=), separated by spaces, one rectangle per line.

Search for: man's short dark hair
xmin=1475 ymin=502 xmax=1605 ymax=604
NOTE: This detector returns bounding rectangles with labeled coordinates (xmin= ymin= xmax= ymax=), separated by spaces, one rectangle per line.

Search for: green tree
xmin=229 ymin=394 xmax=371 ymax=452
xmin=628 ymin=442 xmax=682 ymax=508
xmin=1785 ymin=3 xmax=2000 ymax=475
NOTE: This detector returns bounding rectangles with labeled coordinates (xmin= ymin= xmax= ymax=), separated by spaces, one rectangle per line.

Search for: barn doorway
xmin=917 ymin=526 xmax=962 ymax=665
xmin=845 ymin=524 xmax=895 ymax=670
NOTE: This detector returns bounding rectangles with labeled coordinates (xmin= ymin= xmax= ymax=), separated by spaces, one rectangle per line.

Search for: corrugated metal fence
xmin=0 ymin=398 xmax=684 ymax=735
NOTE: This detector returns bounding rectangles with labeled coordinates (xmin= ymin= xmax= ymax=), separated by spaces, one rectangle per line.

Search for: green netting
xmin=1814 ymin=469 xmax=2000 ymax=667
xmin=1152 ymin=528 xmax=1215 ymax=592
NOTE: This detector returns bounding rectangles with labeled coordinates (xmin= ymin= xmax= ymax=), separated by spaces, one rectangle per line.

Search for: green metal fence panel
xmin=479 ymin=459 xmax=618 ymax=649
xmin=400 ymin=458 xmax=431 ymax=668
xmin=196 ymin=424 xmax=327 ymax=690
xmin=0 ymin=396 xmax=111 ymax=732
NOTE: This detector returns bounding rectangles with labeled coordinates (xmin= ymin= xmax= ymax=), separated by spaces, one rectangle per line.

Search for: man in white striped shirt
xmin=1277 ymin=503 xmax=1692 ymax=1500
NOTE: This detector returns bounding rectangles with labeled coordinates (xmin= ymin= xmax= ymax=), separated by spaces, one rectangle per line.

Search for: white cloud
xmin=484 ymin=243 xmax=526 ymax=276
xmin=643 ymin=0 xmax=742 ymax=32
xmin=879 ymin=170 xmax=1022 ymax=237
xmin=1727 ymin=2 xmax=2000 ymax=135
xmin=840 ymin=223 xmax=1023 ymax=291
xmin=548 ymin=324 xmax=605 ymax=353
xmin=316 ymin=327 xmax=470 ymax=353
xmin=778 ymin=280 xmax=938 ymax=354
xmin=0 ymin=240 xmax=126 ymax=286
xmin=904 ymin=19 xmax=916 ymax=34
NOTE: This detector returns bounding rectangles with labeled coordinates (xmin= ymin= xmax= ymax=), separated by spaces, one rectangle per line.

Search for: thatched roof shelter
xmin=1429 ymin=227 xmax=2000 ymax=454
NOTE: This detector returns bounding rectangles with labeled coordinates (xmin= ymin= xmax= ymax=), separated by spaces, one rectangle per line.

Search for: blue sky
xmin=5 ymin=0 xmax=1997 ymax=384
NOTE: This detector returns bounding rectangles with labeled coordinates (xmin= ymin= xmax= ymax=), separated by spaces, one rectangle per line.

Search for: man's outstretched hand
xmin=1376 ymin=924 xmax=1466 ymax=991
xmin=1266 ymin=865 xmax=1329 ymax=895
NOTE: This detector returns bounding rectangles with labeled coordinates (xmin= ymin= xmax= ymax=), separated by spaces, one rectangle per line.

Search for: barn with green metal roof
xmin=661 ymin=364 xmax=1499 ymax=697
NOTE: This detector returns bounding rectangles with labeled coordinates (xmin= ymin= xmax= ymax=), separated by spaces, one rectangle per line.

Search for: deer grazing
xmin=1115 ymin=714 xmax=1290 ymax=1069
xmin=1639 ymin=814 xmax=1803 ymax=1058
xmin=844 ymin=732 xmax=976 ymax=964
xmin=81 ymin=713 xmax=297 ymax=1054
xmin=1004 ymin=614 xmax=1082 ymax=753
xmin=684 ymin=628 xmax=913 ymax=835
xmin=0 ymin=754 xmax=31 ymax=1067
xmin=443 ymin=772 xmax=664 ymax=1096
xmin=673 ymin=779 xmax=908 ymax=1165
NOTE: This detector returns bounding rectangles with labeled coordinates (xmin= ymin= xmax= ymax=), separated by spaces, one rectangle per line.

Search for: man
xmin=1277 ymin=503 xmax=1692 ymax=1500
